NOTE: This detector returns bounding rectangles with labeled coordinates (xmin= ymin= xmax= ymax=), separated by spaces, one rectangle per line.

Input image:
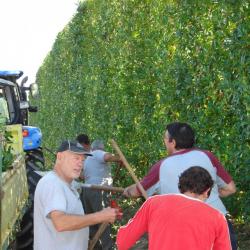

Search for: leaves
xmin=31 ymin=0 xmax=250 ymax=221
xmin=1 ymin=127 xmax=14 ymax=172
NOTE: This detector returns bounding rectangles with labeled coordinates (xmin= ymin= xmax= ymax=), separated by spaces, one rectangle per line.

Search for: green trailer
xmin=1 ymin=125 xmax=28 ymax=249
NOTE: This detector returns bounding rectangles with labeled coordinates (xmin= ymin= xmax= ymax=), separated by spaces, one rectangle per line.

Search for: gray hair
xmin=91 ymin=139 xmax=105 ymax=150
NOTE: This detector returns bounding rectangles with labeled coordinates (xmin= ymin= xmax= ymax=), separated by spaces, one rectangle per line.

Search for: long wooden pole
xmin=110 ymin=139 xmax=148 ymax=200
xmin=88 ymin=222 xmax=109 ymax=250
xmin=89 ymin=139 xmax=148 ymax=250
xmin=80 ymin=183 xmax=124 ymax=193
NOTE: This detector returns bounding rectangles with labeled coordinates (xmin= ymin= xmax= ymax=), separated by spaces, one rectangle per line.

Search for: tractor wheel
xmin=13 ymin=148 xmax=44 ymax=250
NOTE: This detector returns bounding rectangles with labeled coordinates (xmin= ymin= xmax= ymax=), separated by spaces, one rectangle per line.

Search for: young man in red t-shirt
xmin=117 ymin=166 xmax=231 ymax=250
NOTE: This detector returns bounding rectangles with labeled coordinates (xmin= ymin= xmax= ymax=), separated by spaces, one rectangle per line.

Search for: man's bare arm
xmin=123 ymin=184 xmax=141 ymax=198
xmin=218 ymin=181 xmax=236 ymax=197
xmin=50 ymin=207 xmax=118 ymax=232
xmin=104 ymin=153 xmax=121 ymax=163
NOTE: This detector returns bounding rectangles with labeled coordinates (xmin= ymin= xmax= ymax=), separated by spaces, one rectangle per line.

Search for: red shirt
xmin=116 ymin=194 xmax=231 ymax=250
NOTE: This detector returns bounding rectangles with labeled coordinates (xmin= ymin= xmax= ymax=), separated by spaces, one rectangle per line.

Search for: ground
xmin=236 ymin=223 xmax=250 ymax=250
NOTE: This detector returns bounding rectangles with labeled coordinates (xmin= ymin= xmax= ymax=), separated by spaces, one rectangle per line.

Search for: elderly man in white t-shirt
xmin=34 ymin=140 xmax=119 ymax=250
xmin=82 ymin=139 xmax=121 ymax=250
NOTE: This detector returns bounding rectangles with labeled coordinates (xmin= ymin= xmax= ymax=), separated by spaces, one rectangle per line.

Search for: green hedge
xmin=32 ymin=0 xmax=250 ymax=220
xmin=0 ymin=121 xmax=14 ymax=172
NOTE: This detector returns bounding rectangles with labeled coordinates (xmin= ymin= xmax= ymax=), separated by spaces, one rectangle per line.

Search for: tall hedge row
xmin=32 ymin=0 xmax=249 ymax=220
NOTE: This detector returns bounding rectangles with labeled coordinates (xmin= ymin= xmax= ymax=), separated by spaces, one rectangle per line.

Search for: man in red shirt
xmin=116 ymin=166 xmax=231 ymax=250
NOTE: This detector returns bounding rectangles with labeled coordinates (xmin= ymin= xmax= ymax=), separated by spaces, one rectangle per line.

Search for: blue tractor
xmin=0 ymin=70 xmax=44 ymax=249
xmin=0 ymin=70 xmax=42 ymax=150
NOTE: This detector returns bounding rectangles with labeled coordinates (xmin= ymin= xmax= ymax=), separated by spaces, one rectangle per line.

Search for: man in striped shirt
xmin=123 ymin=122 xmax=237 ymax=249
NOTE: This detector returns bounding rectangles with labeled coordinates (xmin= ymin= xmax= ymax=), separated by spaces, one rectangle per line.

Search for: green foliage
xmin=31 ymin=0 xmax=250 ymax=221
xmin=0 ymin=123 xmax=14 ymax=172
xmin=3 ymin=131 xmax=14 ymax=171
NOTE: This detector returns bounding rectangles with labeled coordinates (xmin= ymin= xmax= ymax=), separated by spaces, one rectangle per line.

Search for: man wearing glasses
xmin=123 ymin=122 xmax=237 ymax=250
xmin=34 ymin=140 xmax=120 ymax=250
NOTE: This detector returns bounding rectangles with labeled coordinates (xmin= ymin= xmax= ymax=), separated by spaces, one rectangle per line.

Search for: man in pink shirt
xmin=117 ymin=166 xmax=231 ymax=250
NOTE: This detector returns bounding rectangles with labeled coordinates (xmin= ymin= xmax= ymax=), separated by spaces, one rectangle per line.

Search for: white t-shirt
xmin=34 ymin=171 xmax=89 ymax=250
xmin=84 ymin=150 xmax=112 ymax=185
xmin=160 ymin=150 xmax=228 ymax=215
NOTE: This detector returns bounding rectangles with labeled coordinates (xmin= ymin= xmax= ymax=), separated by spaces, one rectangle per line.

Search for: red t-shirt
xmin=116 ymin=194 xmax=231 ymax=250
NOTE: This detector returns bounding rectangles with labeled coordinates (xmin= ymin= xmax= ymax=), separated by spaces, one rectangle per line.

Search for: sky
xmin=0 ymin=0 xmax=79 ymax=84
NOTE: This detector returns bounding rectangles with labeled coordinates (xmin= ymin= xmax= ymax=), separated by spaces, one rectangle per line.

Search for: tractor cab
xmin=0 ymin=70 xmax=41 ymax=150
xmin=0 ymin=70 xmax=39 ymax=126
xmin=0 ymin=77 xmax=24 ymax=124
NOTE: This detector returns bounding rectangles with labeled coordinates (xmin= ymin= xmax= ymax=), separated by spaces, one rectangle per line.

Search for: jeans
xmin=81 ymin=188 xmax=114 ymax=250
xmin=226 ymin=216 xmax=238 ymax=250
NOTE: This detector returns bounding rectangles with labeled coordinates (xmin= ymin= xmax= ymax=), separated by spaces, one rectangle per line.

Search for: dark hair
xmin=178 ymin=166 xmax=214 ymax=196
xmin=76 ymin=134 xmax=90 ymax=145
xmin=166 ymin=122 xmax=195 ymax=149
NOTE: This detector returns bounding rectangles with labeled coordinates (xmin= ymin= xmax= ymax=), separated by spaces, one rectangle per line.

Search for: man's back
xmin=84 ymin=150 xmax=112 ymax=185
xmin=160 ymin=149 xmax=232 ymax=214
xmin=82 ymin=145 xmax=115 ymax=249
xmin=117 ymin=194 xmax=231 ymax=250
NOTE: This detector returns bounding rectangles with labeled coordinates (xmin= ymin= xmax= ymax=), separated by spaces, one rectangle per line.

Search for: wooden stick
xmin=88 ymin=222 xmax=109 ymax=250
xmin=89 ymin=139 xmax=148 ymax=250
xmin=110 ymin=139 xmax=148 ymax=200
xmin=80 ymin=183 xmax=124 ymax=193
